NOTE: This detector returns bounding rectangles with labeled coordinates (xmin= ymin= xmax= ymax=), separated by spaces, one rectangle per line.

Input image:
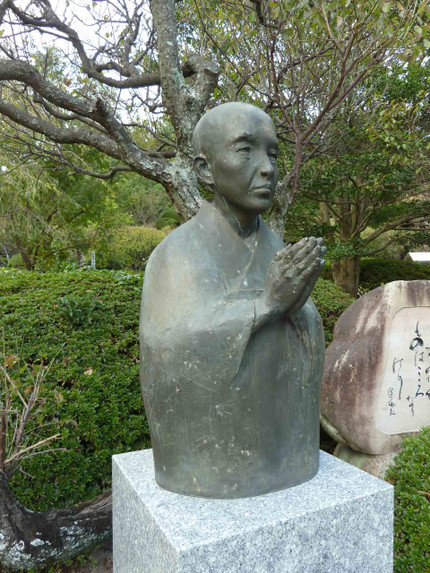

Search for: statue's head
xmin=193 ymin=102 xmax=279 ymax=225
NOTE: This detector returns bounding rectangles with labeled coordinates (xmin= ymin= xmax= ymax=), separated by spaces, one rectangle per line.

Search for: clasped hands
xmin=256 ymin=237 xmax=325 ymax=320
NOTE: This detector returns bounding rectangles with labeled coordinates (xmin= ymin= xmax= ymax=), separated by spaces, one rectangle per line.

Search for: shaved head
xmin=193 ymin=102 xmax=275 ymax=161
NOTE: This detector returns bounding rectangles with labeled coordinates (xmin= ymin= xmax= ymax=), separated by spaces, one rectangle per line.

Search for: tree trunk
xmin=319 ymin=201 xmax=331 ymax=224
xmin=0 ymin=474 xmax=111 ymax=572
xmin=17 ymin=248 xmax=34 ymax=271
xmin=266 ymin=184 xmax=293 ymax=239
xmin=331 ymin=255 xmax=361 ymax=298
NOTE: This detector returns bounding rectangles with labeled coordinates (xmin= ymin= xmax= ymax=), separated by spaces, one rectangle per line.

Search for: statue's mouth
xmin=253 ymin=186 xmax=272 ymax=197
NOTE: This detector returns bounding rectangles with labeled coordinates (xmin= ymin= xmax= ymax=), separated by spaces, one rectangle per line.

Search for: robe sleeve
xmin=140 ymin=234 xmax=258 ymax=391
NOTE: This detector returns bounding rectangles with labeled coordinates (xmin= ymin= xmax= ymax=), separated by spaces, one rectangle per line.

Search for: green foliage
xmin=8 ymin=254 xmax=25 ymax=269
xmin=156 ymin=208 xmax=181 ymax=230
xmin=96 ymin=226 xmax=167 ymax=271
xmin=112 ymin=172 xmax=171 ymax=227
xmin=284 ymin=57 xmax=430 ymax=289
xmin=0 ymin=145 xmax=130 ymax=270
xmin=0 ymin=268 xmax=351 ymax=514
xmin=283 ymin=198 xmax=331 ymax=245
xmin=0 ymin=269 xmax=150 ymax=511
xmin=359 ymin=258 xmax=430 ymax=293
xmin=385 ymin=428 xmax=430 ymax=573
xmin=59 ymin=296 xmax=104 ymax=327
xmin=312 ymin=279 xmax=354 ymax=345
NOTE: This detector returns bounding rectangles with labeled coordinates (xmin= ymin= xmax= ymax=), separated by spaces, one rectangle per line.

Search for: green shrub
xmin=385 ymin=428 xmax=430 ymax=573
xmin=359 ymin=258 xmax=430 ymax=293
xmin=97 ymin=225 xmax=166 ymax=271
xmin=0 ymin=269 xmax=350 ymax=513
xmin=312 ymin=279 xmax=354 ymax=345
xmin=155 ymin=207 xmax=181 ymax=230
xmin=321 ymin=258 xmax=430 ymax=293
xmin=8 ymin=253 xmax=25 ymax=268
xmin=0 ymin=268 xmax=150 ymax=511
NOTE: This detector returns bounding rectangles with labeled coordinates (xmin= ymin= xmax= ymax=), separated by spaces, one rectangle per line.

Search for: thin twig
xmin=5 ymin=434 xmax=61 ymax=465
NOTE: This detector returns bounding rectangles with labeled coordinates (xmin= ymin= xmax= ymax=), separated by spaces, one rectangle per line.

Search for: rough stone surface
xmin=113 ymin=449 xmax=393 ymax=573
xmin=321 ymin=280 xmax=430 ymax=455
xmin=334 ymin=443 xmax=400 ymax=481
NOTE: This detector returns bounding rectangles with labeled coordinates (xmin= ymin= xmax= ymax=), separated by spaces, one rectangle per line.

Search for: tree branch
xmin=0 ymin=60 xmax=95 ymax=117
xmin=150 ymin=0 xmax=218 ymax=153
xmin=0 ymin=475 xmax=112 ymax=571
xmin=363 ymin=236 xmax=400 ymax=257
xmin=0 ymin=97 xmax=124 ymax=158
xmin=363 ymin=211 xmax=429 ymax=245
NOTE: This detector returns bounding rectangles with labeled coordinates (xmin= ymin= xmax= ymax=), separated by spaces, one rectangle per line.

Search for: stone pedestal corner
xmin=113 ymin=449 xmax=393 ymax=573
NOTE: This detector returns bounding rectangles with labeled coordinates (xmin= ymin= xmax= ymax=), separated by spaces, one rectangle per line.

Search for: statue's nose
xmin=259 ymin=155 xmax=275 ymax=177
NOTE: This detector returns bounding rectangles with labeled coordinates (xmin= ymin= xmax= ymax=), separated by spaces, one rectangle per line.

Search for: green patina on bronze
xmin=140 ymin=103 xmax=326 ymax=498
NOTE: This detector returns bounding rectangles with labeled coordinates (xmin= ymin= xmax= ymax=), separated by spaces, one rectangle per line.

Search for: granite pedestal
xmin=113 ymin=450 xmax=393 ymax=573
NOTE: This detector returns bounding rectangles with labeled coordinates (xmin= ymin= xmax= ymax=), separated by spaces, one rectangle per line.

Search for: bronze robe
xmin=140 ymin=201 xmax=325 ymax=498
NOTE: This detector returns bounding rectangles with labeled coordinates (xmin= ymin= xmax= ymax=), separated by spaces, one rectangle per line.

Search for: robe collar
xmin=195 ymin=201 xmax=280 ymax=293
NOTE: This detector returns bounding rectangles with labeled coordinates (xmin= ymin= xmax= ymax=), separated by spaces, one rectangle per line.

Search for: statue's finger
xmin=288 ymin=242 xmax=320 ymax=270
xmin=297 ymin=253 xmax=324 ymax=279
xmin=277 ymin=246 xmax=295 ymax=265
xmin=294 ymin=237 xmax=318 ymax=259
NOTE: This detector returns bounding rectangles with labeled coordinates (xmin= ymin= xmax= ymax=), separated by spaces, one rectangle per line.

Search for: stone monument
xmin=113 ymin=103 xmax=394 ymax=573
xmin=139 ymin=102 xmax=325 ymax=499
xmin=321 ymin=280 xmax=430 ymax=476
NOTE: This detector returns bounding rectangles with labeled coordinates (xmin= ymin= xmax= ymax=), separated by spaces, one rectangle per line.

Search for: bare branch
xmin=0 ymin=365 xmax=27 ymax=409
xmin=0 ymin=59 xmax=95 ymax=116
xmin=363 ymin=236 xmax=401 ymax=257
xmin=32 ymin=95 xmax=109 ymax=135
xmin=57 ymin=159 xmax=133 ymax=180
xmin=0 ymin=97 xmax=123 ymax=158
xmin=5 ymin=434 xmax=60 ymax=466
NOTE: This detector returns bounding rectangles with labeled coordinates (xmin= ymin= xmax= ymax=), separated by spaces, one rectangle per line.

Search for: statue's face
xmin=205 ymin=106 xmax=279 ymax=219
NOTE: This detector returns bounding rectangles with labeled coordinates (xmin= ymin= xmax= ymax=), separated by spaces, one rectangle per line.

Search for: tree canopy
xmin=1 ymin=0 xmax=428 ymax=231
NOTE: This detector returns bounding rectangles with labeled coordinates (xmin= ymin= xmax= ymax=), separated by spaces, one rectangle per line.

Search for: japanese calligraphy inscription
xmin=321 ymin=280 xmax=430 ymax=455
xmin=377 ymin=306 xmax=430 ymax=434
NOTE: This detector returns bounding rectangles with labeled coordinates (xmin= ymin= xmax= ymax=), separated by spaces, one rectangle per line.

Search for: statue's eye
xmin=268 ymin=151 xmax=278 ymax=161
xmin=237 ymin=146 xmax=251 ymax=155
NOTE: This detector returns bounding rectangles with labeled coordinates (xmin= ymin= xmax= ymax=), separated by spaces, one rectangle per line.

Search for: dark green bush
xmin=359 ymin=258 xmax=430 ymax=293
xmin=385 ymin=428 xmax=430 ymax=573
xmin=312 ymin=279 xmax=354 ymax=345
xmin=0 ymin=268 xmax=150 ymax=511
xmin=97 ymin=225 xmax=166 ymax=271
xmin=0 ymin=270 xmax=350 ymax=513
xmin=155 ymin=207 xmax=181 ymax=230
xmin=8 ymin=253 xmax=25 ymax=268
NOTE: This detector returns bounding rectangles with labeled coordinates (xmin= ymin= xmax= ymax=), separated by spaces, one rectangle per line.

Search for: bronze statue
xmin=140 ymin=102 xmax=325 ymax=499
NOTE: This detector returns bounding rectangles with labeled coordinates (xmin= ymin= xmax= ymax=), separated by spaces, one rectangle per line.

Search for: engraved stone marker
xmin=321 ymin=280 xmax=430 ymax=455
xmin=376 ymin=307 xmax=430 ymax=434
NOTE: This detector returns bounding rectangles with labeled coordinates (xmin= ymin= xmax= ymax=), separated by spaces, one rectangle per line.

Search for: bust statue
xmin=140 ymin=102 xmax=326 ymax=499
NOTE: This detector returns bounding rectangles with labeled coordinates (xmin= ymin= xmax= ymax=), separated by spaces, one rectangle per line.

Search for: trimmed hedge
xmin=312 ymin=279 xmax=354 ymax=344
xmin=155 ymin=207 xmax=181 ymax=230
xmin=321 ymin=258 xmax=430 ymax=294
xmin=359 ymin=258 xmax=430 ymax=292
xmin=97 ymin=226 xmax=166 ymax=271
xmin=0 ymin=270 xmax=350 ymax=512
xmin=0 ymin=269 xmax=149 ymax=511
xmin=385 ymin=428 xmax=430 ymax=573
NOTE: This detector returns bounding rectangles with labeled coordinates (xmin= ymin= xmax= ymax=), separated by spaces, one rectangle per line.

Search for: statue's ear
xmin=193 ymin=155 xmax=213 ymax=186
